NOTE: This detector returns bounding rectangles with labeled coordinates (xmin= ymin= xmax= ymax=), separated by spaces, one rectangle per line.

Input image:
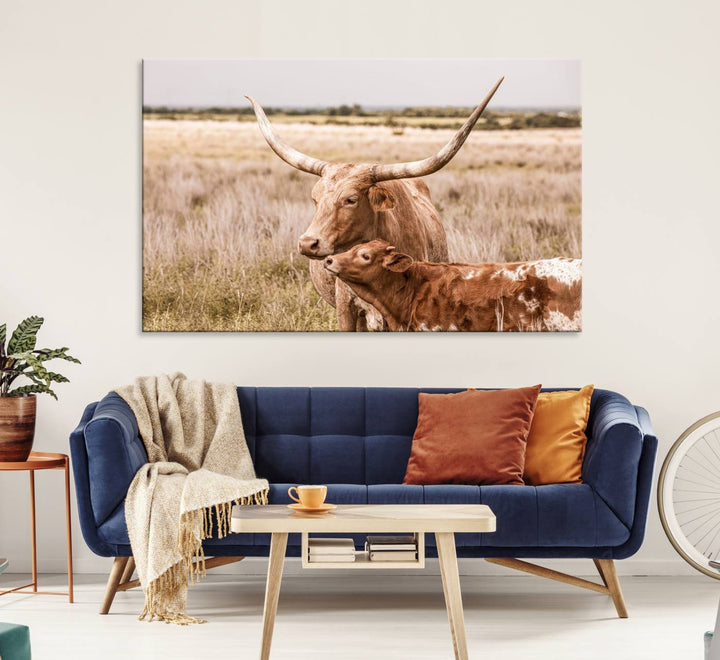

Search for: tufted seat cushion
xmin=97 ymin=481 xmax=629 ymax=550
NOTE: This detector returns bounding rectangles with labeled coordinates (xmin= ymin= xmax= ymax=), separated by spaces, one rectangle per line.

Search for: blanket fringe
xmin=139 ymin=560 xmax=206 ymax=625
xmin=139 ymin=488 xmax=269 ymax=624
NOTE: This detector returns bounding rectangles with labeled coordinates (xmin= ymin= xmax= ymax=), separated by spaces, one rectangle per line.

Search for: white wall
xmin=1 ymin=0 xmax=719 ymax=576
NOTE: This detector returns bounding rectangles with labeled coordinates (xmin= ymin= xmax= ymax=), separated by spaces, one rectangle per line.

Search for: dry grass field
xmin=143 ymin=119 xmax=581 ymax=332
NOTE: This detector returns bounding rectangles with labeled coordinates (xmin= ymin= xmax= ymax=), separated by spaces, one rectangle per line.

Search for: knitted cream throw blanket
xmin=115 ymin=374 xmax=268 ymax=624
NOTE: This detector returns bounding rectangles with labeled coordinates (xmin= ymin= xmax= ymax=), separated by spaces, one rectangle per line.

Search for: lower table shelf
xmin=301 ymin=532 xmax=425 ymax=569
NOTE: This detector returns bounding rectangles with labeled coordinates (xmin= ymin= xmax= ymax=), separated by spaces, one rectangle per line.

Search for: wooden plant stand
xmin=0 ymin=451 xmax=74 ymax=603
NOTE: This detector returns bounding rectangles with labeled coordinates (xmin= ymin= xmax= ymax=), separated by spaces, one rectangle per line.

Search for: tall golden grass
xmin=143 ymin=120 xmax=581 ymax=331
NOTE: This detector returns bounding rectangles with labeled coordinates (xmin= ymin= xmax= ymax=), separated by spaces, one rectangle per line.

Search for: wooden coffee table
xmin=231 ymin=504 xmax=495 ymax=660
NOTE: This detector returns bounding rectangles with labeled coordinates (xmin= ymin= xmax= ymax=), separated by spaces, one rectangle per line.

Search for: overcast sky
xmin=143 ymin=59 xmax=580 ymax=110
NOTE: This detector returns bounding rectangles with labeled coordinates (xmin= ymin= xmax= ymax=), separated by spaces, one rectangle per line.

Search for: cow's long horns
xmin=370 ymin=77 xmax=504 ymax=182
xmin=246 ymin=95 xmax=328 ymax=176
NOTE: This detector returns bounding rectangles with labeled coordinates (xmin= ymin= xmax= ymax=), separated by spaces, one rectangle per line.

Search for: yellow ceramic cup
xmin=288 ymin=485 xmax=327 ymax=508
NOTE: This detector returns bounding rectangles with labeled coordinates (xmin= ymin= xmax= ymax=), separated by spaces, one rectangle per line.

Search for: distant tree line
xmin=142 ymin=104 xmax=581 ymax=129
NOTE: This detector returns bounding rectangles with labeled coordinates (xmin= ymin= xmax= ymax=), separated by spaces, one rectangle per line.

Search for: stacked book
xmin=307 ymin=538 xmax=356 ymax=563
xmin=365 ymin=535 xmax=417 ymax=562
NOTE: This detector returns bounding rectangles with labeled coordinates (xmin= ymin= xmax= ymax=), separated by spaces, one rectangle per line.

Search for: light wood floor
xmin=0 ymin=572 xmax=715 ymax=659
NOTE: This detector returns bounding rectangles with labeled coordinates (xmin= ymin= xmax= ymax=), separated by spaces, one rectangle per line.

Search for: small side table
xmin=0 ymin=451 xmax=73 ymax=602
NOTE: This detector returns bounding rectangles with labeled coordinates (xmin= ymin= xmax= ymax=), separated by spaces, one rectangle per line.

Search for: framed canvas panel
xmin=142 ymin=59 xmax=581 ymax=332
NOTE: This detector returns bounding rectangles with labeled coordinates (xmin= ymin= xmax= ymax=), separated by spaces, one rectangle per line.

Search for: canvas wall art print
xmin=142 ymin=59 xmax=581 ymax=332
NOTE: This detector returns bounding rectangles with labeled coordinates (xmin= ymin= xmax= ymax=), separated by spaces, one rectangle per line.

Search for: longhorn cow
xmin=246 ymin=77 xmax=504 ymax=331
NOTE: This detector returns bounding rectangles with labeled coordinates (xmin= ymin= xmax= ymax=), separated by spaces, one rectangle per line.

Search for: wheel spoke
xmin=674 ymin=473 xmax=720 ymax=491
xmin=692 ymin=441 xmax=720 ymax=482
xmin=705 ymin=524 xmax=720 ymax=559
xmin=673 ymin=484 xmax=720 ymax=496
xmin=683 ymin=509 xmax=720 ymax=543
xmin=683 ymin=459 xmax=720 ymax=485
xmin=675 ymin=500 xmax=720 ymax=515
xmin=701 ymin=524 xmax=720 ymax=558
xmin=677 ymin=506 xmax=720 ymax=527
xmin=674 ymin=472 xmax=720 ymax=488
xmin=701 ymin=434 xmax=720 ymax=471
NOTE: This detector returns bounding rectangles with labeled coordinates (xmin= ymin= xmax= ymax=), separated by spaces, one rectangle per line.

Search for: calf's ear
xmin=383 ymin=252 xmax=413 ymax=272
xmin=368 ymin=185 xmax=396 ymax=211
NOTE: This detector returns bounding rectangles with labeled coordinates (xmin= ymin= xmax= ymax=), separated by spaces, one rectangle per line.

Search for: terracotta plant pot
xmin=0 ymin=395 xmax=36 ymax=462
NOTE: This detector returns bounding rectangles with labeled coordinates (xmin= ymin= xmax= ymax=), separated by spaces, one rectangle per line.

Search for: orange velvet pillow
xmin=403 ymin=385 xmax=541 ymax=486
xmin=523 ymin=385 xmax=594 ymax=485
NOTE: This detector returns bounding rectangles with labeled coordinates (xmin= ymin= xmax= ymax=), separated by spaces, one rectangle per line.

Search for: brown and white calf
xmin=324 ymin=240 xmax=582 ymax=332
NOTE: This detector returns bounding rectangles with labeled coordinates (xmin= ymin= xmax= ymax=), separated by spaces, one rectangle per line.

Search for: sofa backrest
xmin=239 ymin=387 xmax=459 ymax=485
xmin=85 ymin=387 xmax=597 ymax=496
xmin=240 ymin=387 xmax=594 ymax=485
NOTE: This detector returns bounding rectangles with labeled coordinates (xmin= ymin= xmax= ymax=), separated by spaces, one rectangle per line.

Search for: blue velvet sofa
xmin=70 ymin=387 xmax=657 ymax=616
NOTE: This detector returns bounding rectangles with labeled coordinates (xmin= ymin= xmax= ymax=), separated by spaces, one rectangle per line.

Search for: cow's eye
xmin=345 ymin=197 xmax=358 ymax=205
xmin=362 ymin=253 xmax=371 ymax=261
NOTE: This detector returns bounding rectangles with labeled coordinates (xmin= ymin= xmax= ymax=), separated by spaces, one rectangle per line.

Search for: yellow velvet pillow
xmin=523 ymin=385 xmax=594 ymax=485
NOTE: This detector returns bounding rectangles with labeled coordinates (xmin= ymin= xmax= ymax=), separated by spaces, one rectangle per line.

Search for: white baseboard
xmin=2 ymin=556 xmax=698 ymax=578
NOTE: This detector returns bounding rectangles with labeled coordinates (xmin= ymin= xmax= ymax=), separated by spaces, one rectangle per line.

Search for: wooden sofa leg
xmin=595 ymin=559 xmax=628 ymax=618
xmin=486 ymin=557 xmax=629 ymax=618
xmin=120 ymin=557 xmax=135 ymax=585
xmin=102 ymin=556 xmax=245 ymax=612
xmin=593 ymin=559 xmax=608 ymax=588
xmin=100 ymin=557 xmax=129 ymax=615
xmin=485 ymin=557 xmax=608 ymax=594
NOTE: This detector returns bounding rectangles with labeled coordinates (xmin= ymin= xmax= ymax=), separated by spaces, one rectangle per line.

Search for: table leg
xmin=436 ymin=532 xmax=468 ymax=660
xmin=29 ymin=470 xmax=37 ymax=592
xmin=64 ymin=458 xmax=74 ymax=603
xmin=260 ymin=532 xmax=288 ymax=660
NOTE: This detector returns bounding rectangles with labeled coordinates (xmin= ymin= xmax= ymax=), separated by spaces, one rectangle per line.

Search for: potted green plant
xmin=0 ymin=316 xmax=80 ymax=461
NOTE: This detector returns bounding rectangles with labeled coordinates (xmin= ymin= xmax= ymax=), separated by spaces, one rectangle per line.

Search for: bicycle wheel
xmin=658 ymin=411 xmax=720 ymax=579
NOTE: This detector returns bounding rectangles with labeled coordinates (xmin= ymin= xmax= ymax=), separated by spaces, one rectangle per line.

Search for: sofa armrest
xmin=83 ymin=392 xmax=148 ymax=527
xmin=634 ymin=405 xmax=656 ymax=439
xmin=583 ymin=390 xmax=645 ymax=529
xmin=69 ymin=402 xmax=115 ymax=556
xmin=611 ymin=411 xmax=658 ymax=559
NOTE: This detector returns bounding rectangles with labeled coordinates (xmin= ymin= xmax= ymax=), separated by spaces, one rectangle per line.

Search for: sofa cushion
xmin=97 ymin=501 xmax=258 ymax=549
xmin=270 ymin=483 xmax=367 ymax=505
xmin=243 ymin=387 xmax=466 ymax=486
xmin=365 ymin=436 xmax=414 ymax=484
xmin=97 ymin=482 xmax=629 ymax=550
xmin=404 ymin=386 xmax=541 ymax=485
xmin=481 ymin=484 xmax=628 ymax=548
xmin=524 ymin=385 xmax=594 ymax=485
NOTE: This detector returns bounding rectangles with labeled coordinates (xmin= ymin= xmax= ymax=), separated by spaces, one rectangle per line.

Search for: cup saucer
xmin=287 ymin=503 xmax=337 ymax=513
